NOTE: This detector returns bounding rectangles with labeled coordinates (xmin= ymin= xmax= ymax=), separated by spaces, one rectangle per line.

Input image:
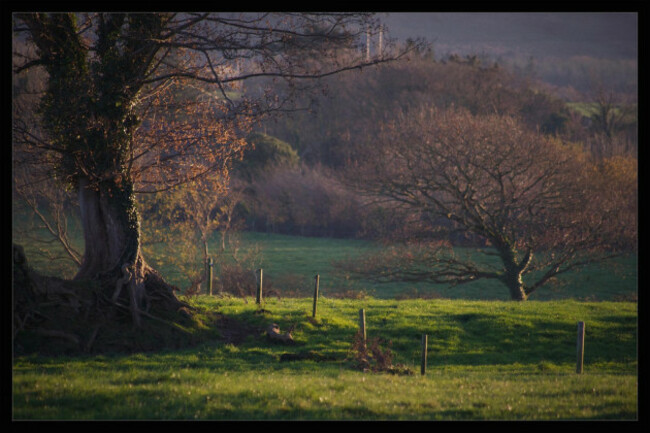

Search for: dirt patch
xmin=279 ymin=351 xmax=338 ymax=362
xmin=214 ymin=314 xmax=262 ymax=345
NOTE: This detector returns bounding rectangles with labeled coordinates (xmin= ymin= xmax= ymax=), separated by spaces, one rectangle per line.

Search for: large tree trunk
xmin=502 ymin=269 xmax=528 ymax=301
xmin=75 ymin=177 xmax=139 ymax=279
xmin=497 ymin=245 xmax=532 ymax=301
xmin=13 ymin=239 xmax=192 ymax=355
xmin=13 ymin=169 xmax=191 ymax=355
xmin=74 ymin=176 xmax=187 ymax=324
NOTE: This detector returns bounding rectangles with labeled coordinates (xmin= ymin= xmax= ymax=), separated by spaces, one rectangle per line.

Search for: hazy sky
xmin=382 ymin=12 xmax=637 ymax=59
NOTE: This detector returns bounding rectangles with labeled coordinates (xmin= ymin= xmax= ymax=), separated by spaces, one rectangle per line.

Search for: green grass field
xmin=13 ymin=218 xmax=637 ymax=301
xmin=234 ymin=232 xmax=637 ymax=301
xmin=12 ymin=213 xmax=638 ymax=420
xmin=12 ymin=197 xmax=637 ymax=301
xmin=13 ymin=297 xmax=637 ymax=420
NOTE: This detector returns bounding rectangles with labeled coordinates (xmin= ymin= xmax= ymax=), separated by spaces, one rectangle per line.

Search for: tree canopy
xmin=340 ymin=106 xmax=636 ymax=300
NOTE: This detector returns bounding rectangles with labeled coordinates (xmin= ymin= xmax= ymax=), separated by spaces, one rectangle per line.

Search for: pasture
xmin=12 ymin=223 xmax=638 ymax=420
xmin=13 ymin=297 xmax=637 ymax=420
xmin=13 ymin=218 xmax=638 ymax=301
xmin=11 ymin=10 xmax=638 ymax=422
xmin=234 ymin=233 xmax=638 ymax=301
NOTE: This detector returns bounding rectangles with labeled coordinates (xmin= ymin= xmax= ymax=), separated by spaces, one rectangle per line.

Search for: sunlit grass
xmin=13 ymin=297 xmax=637 ymax=420
xmin=12 ymin=209 xmax=638 ymax=420
xmin=12 ymin=367 xmax=637 ymax=420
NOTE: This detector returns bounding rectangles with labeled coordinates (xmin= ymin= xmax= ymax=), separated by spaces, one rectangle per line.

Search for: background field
xmin=232 ymin=233 xmax=638 ymax=301
xmin=13 ymin=213 xmax=638 ymax=302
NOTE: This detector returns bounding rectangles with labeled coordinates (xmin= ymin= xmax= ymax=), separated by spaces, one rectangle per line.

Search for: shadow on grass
xmin=355 ymin=309 xmax=636 ymax=370
xmin=15 ymin=300 xmax=637 ymax=377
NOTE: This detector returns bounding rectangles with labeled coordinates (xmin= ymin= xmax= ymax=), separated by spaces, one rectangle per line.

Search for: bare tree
xmin=585 ymin=83 xmax=637 ymax=158
xmin=12 ymin=37 xmax=83 ymax=274
xmin=13 ymin=166 xmax=82 ymax=270
xmin=341 ymin=106 xmax=636 ymax=300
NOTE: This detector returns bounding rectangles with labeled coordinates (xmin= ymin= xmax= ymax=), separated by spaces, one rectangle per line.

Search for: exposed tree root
xmin=13 ymin=243 xmax=195 ymax=356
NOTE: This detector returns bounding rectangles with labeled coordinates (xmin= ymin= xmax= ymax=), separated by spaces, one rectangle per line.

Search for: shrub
xmin=349 ymin=332 xmax=413 ymax=375
xmin=245 ymin=164 xmax=365 ymax=238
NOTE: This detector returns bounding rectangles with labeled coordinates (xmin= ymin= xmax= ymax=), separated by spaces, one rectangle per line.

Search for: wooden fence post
xmin=256 ymin=268 xmax=263 ymax=304
xmin=576 ymin=321 xmax=585 ymax=374
xmin=312 ymin=274 xmax=320 ymax=318
xmin=359 ymin=309 xmax=366 ymax=346
xmin=421 ymin=334 xmax=428 ymax=376
xmin=207 ymin=257 xmax=214 ymax=296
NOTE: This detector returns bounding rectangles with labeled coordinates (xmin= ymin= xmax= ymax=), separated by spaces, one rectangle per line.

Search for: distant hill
xmin=378 ymin=12 xmax=637 ymax=96
xmin=381 ymin=12 xmax=637 ymax=60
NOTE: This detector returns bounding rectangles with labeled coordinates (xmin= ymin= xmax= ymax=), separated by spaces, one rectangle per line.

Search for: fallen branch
xmin=266 ymin=323 xmax=295 ymax=344
xmin=35 ymin=328 xmax=80 ymax=345
xmin=112 ymin=301 xmax=193 ymax=334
